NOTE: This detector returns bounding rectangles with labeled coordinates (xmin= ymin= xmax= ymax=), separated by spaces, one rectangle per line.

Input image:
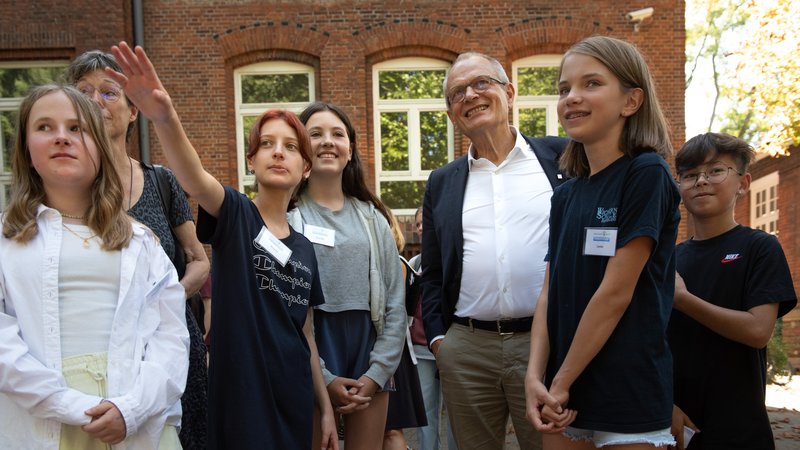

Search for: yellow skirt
xmin=59 ymin=352 xmax=181 ymax=450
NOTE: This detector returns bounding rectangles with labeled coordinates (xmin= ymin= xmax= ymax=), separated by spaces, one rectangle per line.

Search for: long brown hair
xmin=298 ymin=102 xmax=393 ymax=224
xmin=558 ymin=36 xmax=672 ymax=178
xmin=4 ymin=84 xmax=132 ymax=250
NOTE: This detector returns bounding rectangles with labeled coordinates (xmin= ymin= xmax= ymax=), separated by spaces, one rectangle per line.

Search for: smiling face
xmin=679 ymin=153 xmax=750 ymax=220
xmin=247 ymin=118 xmax=310 ymax=192
xmin=75 ymin=69 xmax=137 ymax=147
xmin=445 ymin=55 xmax=515 ymax=138
xmin=557 ymin=53 xmax=642 ymax=153
xmin=27 ymin=91 xmax=101 ymax=192
xmin=305 ymin=110 xmax=352 ymax=178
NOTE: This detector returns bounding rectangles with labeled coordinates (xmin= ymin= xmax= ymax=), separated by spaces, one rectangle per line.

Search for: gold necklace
xmin=62 ymin=223 xmax=97 ymax=249
xmin=59 ymin=212 xmax=85 ymax=220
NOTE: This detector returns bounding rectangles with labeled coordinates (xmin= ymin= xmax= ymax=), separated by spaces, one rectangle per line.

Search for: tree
xmin=727 ymin=0 xmax=800 ymax=156
xmin=686 ymin=0 xmax=800 ymax=155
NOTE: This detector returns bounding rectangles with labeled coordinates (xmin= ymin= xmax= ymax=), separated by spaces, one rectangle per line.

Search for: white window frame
xmin=234 ymin=61 xmax=315 ymax=192
xmin=0 ymin=60 xmax=69 ymax=210
xmin=750 ymin=170 xmax=779 ymax=234
xmin=373 ymin=57 xmax=453 ymax=215
xmin=512 ymin=55 xmax=562 ymax=136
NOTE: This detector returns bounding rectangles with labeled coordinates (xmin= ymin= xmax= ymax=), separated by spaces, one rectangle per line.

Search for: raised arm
xmin=107 ymin=42 xmax=224 ymax=217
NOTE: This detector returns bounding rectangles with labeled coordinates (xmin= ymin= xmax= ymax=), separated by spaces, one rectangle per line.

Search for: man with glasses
xmin=421 ymin=52 xmax=567 ymax=450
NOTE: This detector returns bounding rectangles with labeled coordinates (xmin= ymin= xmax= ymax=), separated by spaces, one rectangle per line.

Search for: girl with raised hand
xmin=525 ymin=36 xmax=680 ymax=449
xmin=293 ymin=102 xmax=405 ymax=450
xmin=0 ymin=84 xmax=188 ymax=449
xmin=107 ymin=42 xmax=338 ymax=450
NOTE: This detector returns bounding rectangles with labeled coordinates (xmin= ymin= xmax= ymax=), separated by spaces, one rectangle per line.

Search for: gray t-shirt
xmin=295 ymin=195 xmax=370 ymax=313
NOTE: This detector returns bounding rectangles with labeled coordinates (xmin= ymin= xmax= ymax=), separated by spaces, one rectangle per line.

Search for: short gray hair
xmin=443 ymin=52 xmax=509 ymax=107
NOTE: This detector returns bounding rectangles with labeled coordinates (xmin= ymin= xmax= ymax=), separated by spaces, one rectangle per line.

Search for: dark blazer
xmin=420 ymin=134 xmax=568 ymax=343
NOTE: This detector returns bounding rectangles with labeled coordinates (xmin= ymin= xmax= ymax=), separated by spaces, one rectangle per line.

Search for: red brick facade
xmin=739 ymin=151 xmax=800 ymax=368
xmin=0 ymin=0 xmax=685 ymax=184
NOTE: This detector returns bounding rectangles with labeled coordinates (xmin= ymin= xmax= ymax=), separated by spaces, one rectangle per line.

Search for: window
xmin=0 ymin=62 xmax=68 ymax=210
xmin=373 ymin=58 xmax=453 ymax=214
xmin=234 ymin=62 xmax=315 ymax=195
xmin=512 ymin=55 xmax=566 ymax=137
xmin=750 ymin=171 xmax=779 ymax=234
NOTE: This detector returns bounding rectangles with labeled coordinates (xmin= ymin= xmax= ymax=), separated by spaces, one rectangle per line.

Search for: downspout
xmin=132 ymin=0 xmax=150 ymax=163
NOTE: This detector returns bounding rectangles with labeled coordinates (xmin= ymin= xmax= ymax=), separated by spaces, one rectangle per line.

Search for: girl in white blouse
xmin=0 ymin=84 xmax=188 ymax=450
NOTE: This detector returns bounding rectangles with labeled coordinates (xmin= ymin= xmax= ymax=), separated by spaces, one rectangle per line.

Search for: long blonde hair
xmin=4 ymin=84 xmax=132 ymax=250
xmin=558 ymin=36 xmax=672 ymax=177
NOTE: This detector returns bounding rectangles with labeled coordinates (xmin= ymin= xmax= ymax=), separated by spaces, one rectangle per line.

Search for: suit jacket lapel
xmin=447 ymin=157 xmax=469 ymax=268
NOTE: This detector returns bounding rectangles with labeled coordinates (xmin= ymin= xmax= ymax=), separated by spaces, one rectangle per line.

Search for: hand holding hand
xmin=82 ymin=400 xmax=126 ymax=444
xmin=326 ymin=377 xmax=371 ymax=414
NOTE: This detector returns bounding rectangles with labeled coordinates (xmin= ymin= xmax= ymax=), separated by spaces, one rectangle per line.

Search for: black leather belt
xmin=454 ymin=316 xmax=533 ymax=334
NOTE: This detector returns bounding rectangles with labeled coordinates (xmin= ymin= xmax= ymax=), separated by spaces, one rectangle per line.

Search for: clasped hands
xmin=525 ymin=379 xmax=577 ymax=434
xmin=327 ymin=376 xmax=379 ymax=414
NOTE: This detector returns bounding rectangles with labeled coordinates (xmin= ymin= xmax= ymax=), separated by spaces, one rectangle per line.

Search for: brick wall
xmin=130 ymin=0 xmax=685 ymax=186
xmin=747 ymin=150 xmax=800 ymax=367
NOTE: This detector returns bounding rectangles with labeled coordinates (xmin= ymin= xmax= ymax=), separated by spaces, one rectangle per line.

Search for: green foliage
xmin=380 ymin=112 xmax=409 ymax=171
xmin=419 ymin=111 xmax=448 ymax=170
xmin=1 ymin=111 xmax=18 ymax=172
xmin=240 ymin=73 xmax=309 ymax=104
xmin=517 ymin=67 xmax=559 ymax=96
xmin=767 ymin=319 xmax=792 ymax=385
xmin=378 ymin=70 xmax=445 ymax=100
xmin=380 ymin=180 xmax=426 ymax=210
xmin=0 ymin=66 xmax=66 ymax=98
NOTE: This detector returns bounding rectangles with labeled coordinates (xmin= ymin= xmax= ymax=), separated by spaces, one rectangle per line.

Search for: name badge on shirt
xmin=255 ymin=226 xmax=292 ymax=266
xmin=303 ymin=224 xmax=336 ymax=247
xmin=583 ymin=227 xmax=617 ymax=257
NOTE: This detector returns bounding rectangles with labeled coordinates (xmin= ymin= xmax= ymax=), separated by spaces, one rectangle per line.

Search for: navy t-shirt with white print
xmin=545 ymin=152 xmax=680 ymax=433
xmin=197 ymin=187 xmax=324 ymax=450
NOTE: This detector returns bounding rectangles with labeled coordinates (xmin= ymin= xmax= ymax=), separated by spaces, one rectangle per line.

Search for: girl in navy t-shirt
xmin=525 ymin=36 xmax=680 ymax=449
xmin=107 ymin=42 xmax=339 ymax=450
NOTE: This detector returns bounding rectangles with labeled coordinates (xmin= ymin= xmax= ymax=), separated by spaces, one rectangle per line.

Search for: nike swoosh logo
xmin=721 ymin=258 xmax=741 ymax=263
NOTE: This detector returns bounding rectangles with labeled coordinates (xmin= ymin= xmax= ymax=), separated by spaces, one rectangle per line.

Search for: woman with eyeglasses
xmin=65 ymin=51 xmax=210 ymax=450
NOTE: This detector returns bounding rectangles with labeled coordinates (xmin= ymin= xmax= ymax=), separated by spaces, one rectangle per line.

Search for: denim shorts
xmin=564 ymin=426 xmax=675 ymax=448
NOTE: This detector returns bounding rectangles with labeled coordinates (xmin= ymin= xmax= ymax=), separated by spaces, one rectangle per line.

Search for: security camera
xmin=626 ymin=7 xmax=654 ymax=22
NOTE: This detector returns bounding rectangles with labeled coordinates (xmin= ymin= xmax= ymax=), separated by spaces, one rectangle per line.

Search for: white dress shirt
xmin=456 ymin=129 xmax=552 ymax=320
xmin=0 ymin=206 xmax=189 ymax=450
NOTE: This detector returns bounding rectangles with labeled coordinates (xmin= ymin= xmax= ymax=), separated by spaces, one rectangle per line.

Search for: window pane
xmin=379 ymin=70 xmax=445 ymax=100
xmin=519 ymin=108 xmax=547 ymax=137
xmin=0 ymin=66 xmax=65 ymax=98
xmin=517 ymin=67 xmax=558 ymax=96
xmin=380 ymin=112 xmax=409 ymax=171
xmin=380 ymin=180 xmax=426 ymax=210
xmin=242 ymin=115 xmax=259 ymax=174
xmin=1 ymin=110 xmax=18 ymax=173
xmin=420 ymin=111 xmax=448 ymax=170
xmin=241 ymin=73 xmax=309 ymax=103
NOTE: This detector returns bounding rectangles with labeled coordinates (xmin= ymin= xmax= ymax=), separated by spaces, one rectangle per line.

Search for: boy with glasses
xmin=669 ymin=132 xmax=797 ymax=449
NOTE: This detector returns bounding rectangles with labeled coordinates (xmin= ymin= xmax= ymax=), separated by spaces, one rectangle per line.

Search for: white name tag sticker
xmin=255 ymin=226 xmax=292 ymax=266
xmin=583 ymin=227 xmax=618 ymax=257
xmin=303 ymin=224 xmax=336 ymax=247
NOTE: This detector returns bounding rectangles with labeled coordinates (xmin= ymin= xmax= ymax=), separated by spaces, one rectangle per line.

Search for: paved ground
xmin=399 ymin=377 xmax=800 ymax=449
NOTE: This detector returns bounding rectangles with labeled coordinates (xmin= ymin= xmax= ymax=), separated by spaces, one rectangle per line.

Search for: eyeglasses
xmin=76 ymin=84 xmax=123 ymax=103
xmin=446 ymin=76 xmax=507 ymax=105
xmin=677 ymin=165 xmax=741 ymax=188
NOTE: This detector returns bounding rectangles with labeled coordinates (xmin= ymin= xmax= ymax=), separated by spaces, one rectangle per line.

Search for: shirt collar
xmin=468 ymin=127 xmax=534 ymax=170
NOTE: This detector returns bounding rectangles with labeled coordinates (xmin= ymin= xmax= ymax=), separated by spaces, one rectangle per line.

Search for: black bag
xmin=142 ymin=162 xmax=186 ymax=278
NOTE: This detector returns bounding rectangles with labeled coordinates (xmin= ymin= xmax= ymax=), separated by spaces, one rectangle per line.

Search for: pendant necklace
xmin=62 ymin=222 xmax=97 ymax=249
